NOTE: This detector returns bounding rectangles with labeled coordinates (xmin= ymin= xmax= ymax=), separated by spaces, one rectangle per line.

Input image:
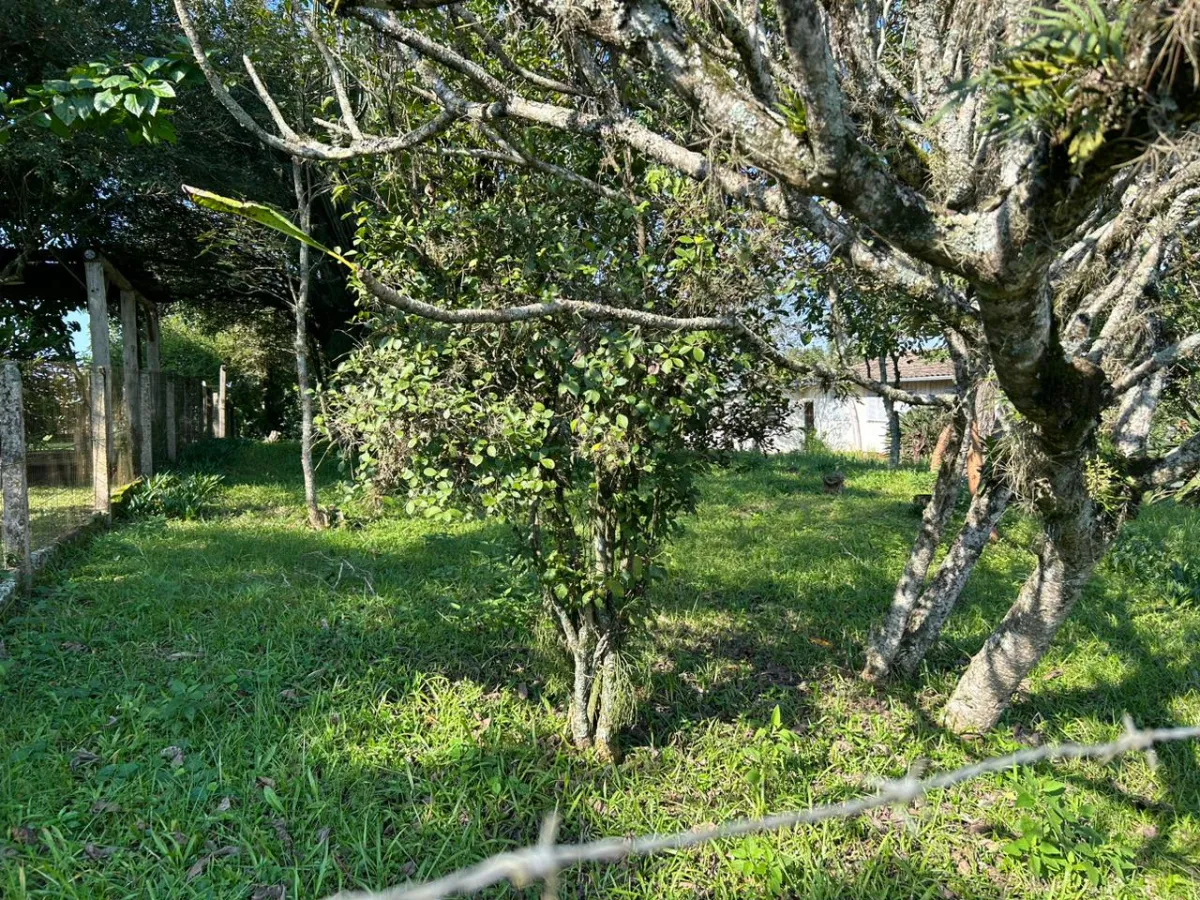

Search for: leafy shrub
xmin=1105 ymin=533 xmax=1200 ymax=607
xmin=1001 ymin=772 xmax=1136 ymax=887
xmin=124 ymin=472 xmax=223 ymax=520
xmin=899 ymin=406 xmax=949 ymax=463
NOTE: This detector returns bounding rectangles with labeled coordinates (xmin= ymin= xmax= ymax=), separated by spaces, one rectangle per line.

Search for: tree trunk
xmin=942 ymin=465 xmax=1105 ymax=733
xmin=292 ymin=160 xmax=324 ymax=529
xmin=591 ymin=641 xmax=624 ymax=762
xmin=861 ymin=398 xmax=971 ymax=680
xmin=884 ymin=353 xmax=901 ymax=468
xmin=569 ymin=642 xmax=597 ymax=748
xmin=559 ymin=607 xmax=625 ymax=758
xmin=894 ymin=471 xmax=1012 ymax=677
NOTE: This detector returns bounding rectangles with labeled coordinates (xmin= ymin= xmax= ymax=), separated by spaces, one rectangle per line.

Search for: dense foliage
xmin=327 ymin=313 xmax=778 ymax=754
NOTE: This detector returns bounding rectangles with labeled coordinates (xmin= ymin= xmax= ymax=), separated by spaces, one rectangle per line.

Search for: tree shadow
xmin=17 ymin=446 xmax=1200 ymax=893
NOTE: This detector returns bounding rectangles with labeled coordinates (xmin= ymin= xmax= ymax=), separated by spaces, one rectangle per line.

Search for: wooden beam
xmin=98 ymin=252 xmax=135 ymax=293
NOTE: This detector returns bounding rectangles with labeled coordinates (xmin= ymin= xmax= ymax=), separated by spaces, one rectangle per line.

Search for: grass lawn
xmin=1 ymin=441 xmax=1198 ymax=898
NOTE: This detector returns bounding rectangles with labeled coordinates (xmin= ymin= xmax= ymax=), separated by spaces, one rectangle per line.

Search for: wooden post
xmin=90 ymin=368 xmax=111 ymax=517
xmin=140 ymin=371 xmax=154 ymax=476
xmin=119 ymin=288 xmax=140 ymax=482
xmin=84 ymin=254 xmax=113 ymax=491
xmin=201 ymin=381 xmax=210 ymax=438
xmin=165 ymin=379 xmax=177 ymax=462
xmin=211 ymin=391 xmax=220 ymax=438
xmin=0 ymin=363 xmax=31 ymax=588
xmin=217 ymin=364 xmax=227 ymax=438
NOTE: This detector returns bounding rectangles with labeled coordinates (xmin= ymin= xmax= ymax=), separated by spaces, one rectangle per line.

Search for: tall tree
xmin=174 ymin=0 xmax=1200 ymax=732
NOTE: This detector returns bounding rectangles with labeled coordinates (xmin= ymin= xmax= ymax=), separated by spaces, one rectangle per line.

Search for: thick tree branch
xmin=1112 ymin=333 xmax=1200 ymax=395
xmin=1141 ymin=431 xmax=1200 ymax=490
xmin=354 ymin=269 xmax=949 ymax=406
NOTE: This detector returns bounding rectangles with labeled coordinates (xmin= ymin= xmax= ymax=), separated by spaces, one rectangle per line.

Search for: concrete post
xmin=140 ymin=371 xmax=154 ymax=476
xmin=119 ymin=288 xmax=140 ymax=482
xmin=217 ymin=365 xmax=227 ymax=439
xmin=84 ymin=255 xmax=113 ymax=489
xmin=0 ymin=363 xmax=31 ymax=588
xmin=166 ymin=379 xmax=177 ymax=462
xmin=90 ymin=368 xmax=111 ymax=517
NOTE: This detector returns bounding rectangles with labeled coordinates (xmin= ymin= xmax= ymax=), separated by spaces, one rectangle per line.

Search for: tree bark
xmin=942 ymin=537 xmax=1094 ymax=733
xmin=292 ymin=160 xmax=324 ymax=529
xmin=861 ymin=397 xmax=971 ymax=680
xmin=894 ymin=471 xmax=1012 ymax=677
xmin=942 ymin=453 xmax=1106 ymax=734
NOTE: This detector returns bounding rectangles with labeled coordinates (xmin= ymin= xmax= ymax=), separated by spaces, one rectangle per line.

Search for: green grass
xmin=1 ymin=441 xmax=1198 ymax=898
xmin=0 ymin=485 xmax=95 ymax=556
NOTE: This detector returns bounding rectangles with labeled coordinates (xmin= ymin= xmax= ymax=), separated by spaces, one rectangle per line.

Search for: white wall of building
xmin=777 ymin=377 xmax=954 ymax=454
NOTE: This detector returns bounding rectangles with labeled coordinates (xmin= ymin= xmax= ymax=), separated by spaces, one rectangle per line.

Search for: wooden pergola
xmin=81 ymin=249 xmax=227 ymax=515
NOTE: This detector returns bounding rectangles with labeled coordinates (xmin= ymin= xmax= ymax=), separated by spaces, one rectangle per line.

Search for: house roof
xmin=852 ymin=354 xmax=954 ymax=383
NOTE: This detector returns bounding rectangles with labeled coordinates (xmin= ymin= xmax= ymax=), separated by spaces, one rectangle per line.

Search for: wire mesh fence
xmin=1 ymin=360 xmax=227 ymax=569
xmin=15 ymin=360 xmax=94 ymax=553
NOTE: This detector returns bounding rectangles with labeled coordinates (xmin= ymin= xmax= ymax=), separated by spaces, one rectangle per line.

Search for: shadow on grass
xmin=14 ymin=444 xmax=1199 ymax=895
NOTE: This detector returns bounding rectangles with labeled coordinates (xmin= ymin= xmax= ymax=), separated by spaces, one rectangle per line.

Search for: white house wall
xmin=781 ymin=377 xmax=956 ymax=454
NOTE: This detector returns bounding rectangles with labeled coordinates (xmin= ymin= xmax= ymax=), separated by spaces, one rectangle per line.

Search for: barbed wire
xmin=325 ymin=719 xmax=1200 ymax=900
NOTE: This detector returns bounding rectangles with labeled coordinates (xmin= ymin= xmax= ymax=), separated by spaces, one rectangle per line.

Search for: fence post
xmin=91 ymin=368 xmax=111 ymax=518
xmin=212 ymin=391 xmax=220 ymax=438
xmin=0 ymin=363 xmax=31 ymax=589
xmin=218 ymin=364 xmax=227 ymax=439
xmin=84 ymin=254 xmax=113 ymax=484
xmin=140 ymin=371 xmax=154 ymax=476
xmin=119 ymin=288 xmax=140 ymax=482
xmin=201 ymin=381 xmax=210 ymax=438
xmin=166 ymin=379 xmax=177 ymax=462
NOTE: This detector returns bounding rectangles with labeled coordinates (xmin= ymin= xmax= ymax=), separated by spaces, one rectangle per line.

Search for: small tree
xmin=326 ymin=316 xmax=763 ymax=757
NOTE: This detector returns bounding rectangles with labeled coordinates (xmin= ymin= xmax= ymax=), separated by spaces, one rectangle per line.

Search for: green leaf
xmin=261 ymin=785 xmax=285 ymax=814
xmin=539 ymin=457 xmax=556 ymax=470
xmin=51 ymin=95 xmax=77 ymax=126
xmin=94 ymin=90 xmax=120 ymax=114
xmin=123 ymin=91 xmax=145 ymax=117
xmin=182 ymin=186 xmax=355 ymax=269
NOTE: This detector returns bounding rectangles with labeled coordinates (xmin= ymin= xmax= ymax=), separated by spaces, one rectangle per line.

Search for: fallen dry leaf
xmin=516 ymin=682 xmax=528 ymax=700
xmin=84 ymin=842 xmax=117 ymax=860
xmin=185 ymin=845 xmax=238 ymax=881
xmin=271 ymin=818 xmax=294 ymax=854
xmin=91 ymin=801 xmax=121 ymax=814
xmin=251 ymin=885 xmax=287 ymax=900
xmin=165 ymin=651 xmax=204 ymax=662
xmin=215 ymin=796 xmax=233 ymax=813
xmin=316 ymin=827 xmax=331 ymax=845
xmin=71 ymin=749 xmax=101 ymax=771
xmin=255 ymin=776 xmax=276 ymax=789
xmin=160 ymin=746 xmax=185 ymax=767
xmin=61 ymin=641 xmax=89 ymax=653
xmin=9 ymin=825 xmax=39 ymax=845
